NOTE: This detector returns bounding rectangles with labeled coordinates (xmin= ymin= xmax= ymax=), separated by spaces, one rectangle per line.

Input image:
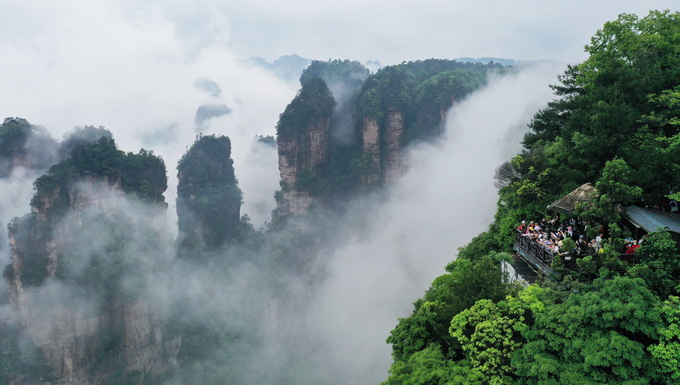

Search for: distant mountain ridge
xmin=248 ymin=54 xmax=561 ymax=84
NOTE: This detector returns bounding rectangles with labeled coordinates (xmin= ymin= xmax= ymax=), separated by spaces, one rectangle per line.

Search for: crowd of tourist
xmin=516 ymin=215 xmax=645 ymax=257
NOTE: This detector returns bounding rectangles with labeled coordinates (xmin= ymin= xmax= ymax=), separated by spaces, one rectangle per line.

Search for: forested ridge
xmin=274 ymin=57 xmax=502 ymax=212
xmin=382 ymin=10 xmax=680 ymax=385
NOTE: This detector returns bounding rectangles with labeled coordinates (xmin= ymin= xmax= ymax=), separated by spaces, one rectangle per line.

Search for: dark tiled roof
xmin=623 ymin=205 xmax=680 ymax=234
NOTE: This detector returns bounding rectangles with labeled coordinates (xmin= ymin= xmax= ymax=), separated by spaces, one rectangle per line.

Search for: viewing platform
xmin=513 ymin=230 xmax=554 ymax=277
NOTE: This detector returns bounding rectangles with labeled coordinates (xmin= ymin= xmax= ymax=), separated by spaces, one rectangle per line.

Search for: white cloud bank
xmin=276 ymin=62 xmax=563 ymax=384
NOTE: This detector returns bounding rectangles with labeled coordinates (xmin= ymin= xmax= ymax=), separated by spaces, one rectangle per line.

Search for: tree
xmin=628 ymin=229 xmax=680 ymax=298
xmin=577 ymin=158 xmax=642 ymax=223
xmin=514 ymin=11 xmax=680 ymax=220
xmin=385 ymin=251 xmax=514 ymax=383
xmin=176 ymin=135 xmax=244 ymax=251
xmin=493 ymin=161 xmax=522 ymax=189
xmin=382 ymin=344 xmax=484 ymax=385
xmin=276 ymin=77 xmax=336 ymax=140
xmin=512 ymin=277 xmax=662 ymax=384
xmin=449 ymin=286 xmax=544 ymax=385
xmin=649 ymin=296 xmax=680 ymax=383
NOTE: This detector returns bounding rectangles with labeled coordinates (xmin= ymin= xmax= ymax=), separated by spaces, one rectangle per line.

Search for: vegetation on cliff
xmin=357 ymin=59 xmax=497 ymax=142
xmin=275 ymin=59 xmax=499 ymax=213
xmin=0 ymin=117 xmax=57 ymax=177
xmin=299 ymin=59 xmax=370 ymax=91
xmin=276 ymin=77 xmax=336 ymax=142
xmin=176 ymin=134 xmax=245 ymax=251
xmin=10 ymin=129 xmax=167 ymax=287
xmin=382 ymin=10 xmax=680 ymax=385
xmin=31 ymin=130 xmax=166 ymax=215
xmin=1 ymin=127 xmax=173 ymax=384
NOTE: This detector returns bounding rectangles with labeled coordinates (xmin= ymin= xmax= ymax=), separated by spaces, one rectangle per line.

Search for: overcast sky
xmin=218 ymin=0 xmax=680 ymax=64
xmin=0 ymin=0 xmax=678 ymax=225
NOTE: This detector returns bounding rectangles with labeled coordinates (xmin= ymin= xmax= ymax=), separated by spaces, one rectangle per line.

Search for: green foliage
xmin=276 ymin=77 xmax=336 ymax=140
xmin=578 ymin=158 xmax=642 ymax=222
xmin=628 ymin=229 xmax=680 ymax=298
xmin=626 ymin=132 xmax=680 ymax=206
xmin=516 ymin=10 xmax=680 ymax=218
xmin=357 ymin=59 xmax=493 ymax=144
xmin=9 ymin=130 xmax=167 ymax=289
xmin=382 ymin=344 xmax=484 ymax=385
xmin=387 ymin=252 xmax=513 ymax=367
xmin=177 ymin=134 xmax=245 ymax=250
xmin=121 ymin=149 xmax=167 ymax=202
xmin=31 ymin=134 xmax=167 ymax=216
xmin=295 ymin=169 xmax=330 ymax=195
xmin=450 ymin=300 xmax=520 ymax=384
xmin=277 ymin=59 xmax=496 ymax=209
xmin=449 ymin=286 xmax=544 ymax=385
xmin=386 ymin=301 xmax=452 ymax=363
xmin=415 ymin=69 xmax=481 ymax=110
xmin=57 ymin=125 xmax=113 ymax=160
xmin=454 ymin=230 xmax=501 ymax=261
xmin=643 ymin=86 xmax=680 ymax=136
xmin=561 ymin=237 xmax=576 ymax=254
xmin=512 ymin=276 xmax=662 ymax=384
xmin=649 ymin=296 xmax=680 ymax=383
xmin=299 ymin=59 xmax=370 ymax=91
xmin=0 ymin=117 xmax=57 ymax=177
xmin=0 ymin=117 xmax=36 ymax=178
xmin=381 ymin=16 xmax=680 ymax=382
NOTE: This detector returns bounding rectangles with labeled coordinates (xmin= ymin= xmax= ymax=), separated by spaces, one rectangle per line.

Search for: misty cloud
xmin=268 ymin=62 xmax=564 ymax=383
xmin=0 ymin=168 xmax=39 ymax=265
xmin=193 ymin=77 xmax=223 ymax=98
xmin=194 ymin=103 xmax=232 ymax=128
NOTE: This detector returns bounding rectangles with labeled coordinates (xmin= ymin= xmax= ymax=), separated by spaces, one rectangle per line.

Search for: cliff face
xmin=176 ymin=135 xmax=243 ymax=251
xmin=361 ymin=117 xmax=381 ymax=186
xmin=4 ymin=138 xmax=178 ymax=384
xmin=10 ymin=289 xmax=179 ymax=385
xmin=275 ymin=77 xmax=335 ymax=217
xmin=273 ymin=60 xmax=494 ymax=218
xmin=359 ymin=111 xmax=407 ymax=186
xmin=383 ymin=109 xmax=406 ymax=183
xmin=278 ymin=116 xmax=332 ymax=216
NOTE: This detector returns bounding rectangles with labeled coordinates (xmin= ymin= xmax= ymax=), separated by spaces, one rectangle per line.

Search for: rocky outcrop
xmin=176 ymin=135 xmax=243 ymax=250
xmin=14 ymin=293 xmax=180 ymax=385
xmin=4 ymin=138 xmax=178 ymax=384
xmin=383 ymin=109 xmax=406 ymax=183
xmin=361 ymin=117 xmax=381 ymax=186
xmin=278 ymin=117 xmax=332 ymax=216
xmin=275 ymin=77 xmax=335 ymax=217
xmin=359 ymin=110 xmax=408 ymax=186
xmin=274 ymin=59 xmax=494 ymax=216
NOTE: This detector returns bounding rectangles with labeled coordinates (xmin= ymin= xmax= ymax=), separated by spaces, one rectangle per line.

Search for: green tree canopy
xmin=512 ymin=277 xmax=662 ymax=384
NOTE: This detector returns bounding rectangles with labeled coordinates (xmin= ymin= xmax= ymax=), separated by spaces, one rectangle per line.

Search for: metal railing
xmin=514 ymin=229 xmax=555 ymax=267
xmin=513 ymin=229 xmax=637 ymax=274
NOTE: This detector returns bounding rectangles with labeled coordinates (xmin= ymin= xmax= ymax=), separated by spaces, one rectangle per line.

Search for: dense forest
xmin=381 ymin=10 xmax=680 ymax=385
xmin=1 ymin=9 xmax=679 ymax=385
